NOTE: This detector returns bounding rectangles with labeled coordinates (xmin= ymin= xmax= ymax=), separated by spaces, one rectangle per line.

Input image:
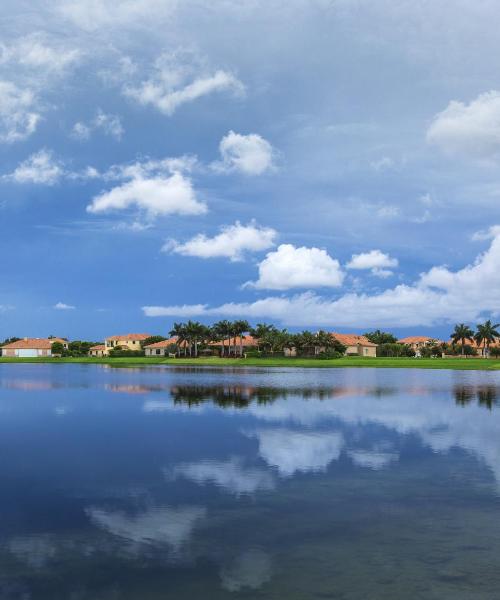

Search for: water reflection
xmin=1 ymin=365 xmax=500 ymax=599
xmin=454 ymin=385 xmax=499 ymax=409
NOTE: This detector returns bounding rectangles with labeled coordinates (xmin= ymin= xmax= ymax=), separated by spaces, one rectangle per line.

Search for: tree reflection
xmin=170 ymin=385 xmax=397 ymax=408
xmin=454 ymin=385 xmax=499 ymax=409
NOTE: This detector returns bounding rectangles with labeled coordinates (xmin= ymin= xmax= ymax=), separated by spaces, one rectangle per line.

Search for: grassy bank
xmin=1 ymin=356 xmax=500 ymax=370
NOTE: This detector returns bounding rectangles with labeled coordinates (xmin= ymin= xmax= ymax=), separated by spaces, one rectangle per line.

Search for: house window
xmin=156 ymin=349 xmax=161 ymax=355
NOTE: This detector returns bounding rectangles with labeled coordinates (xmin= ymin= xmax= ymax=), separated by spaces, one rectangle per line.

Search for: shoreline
xmin=0 ymin=356 xmax=500 ymax=370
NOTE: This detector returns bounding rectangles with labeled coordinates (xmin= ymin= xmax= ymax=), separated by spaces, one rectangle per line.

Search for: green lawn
xmin=0 ymin=356 xmax=499 ymax=370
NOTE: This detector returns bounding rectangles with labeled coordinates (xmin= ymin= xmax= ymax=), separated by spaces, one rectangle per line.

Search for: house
xmin=398 ymin=336 xmax=443 ymax=356
xmin=1 ymin=337 xmax=68 ymax=358
xmin=101 ymin=333 xmax=152 ymax=355
xmin=330 ymin=333 xmax=378 ymax=357
xmin=144 ymin=337 xmax=180 ymax=357
xmin=88 ymin=344 xmax=106 ymax=357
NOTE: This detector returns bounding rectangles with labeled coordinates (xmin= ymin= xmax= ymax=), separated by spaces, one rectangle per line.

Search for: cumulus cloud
xmin=124 ymin=51 xmax=244 ymax=116
xmin=57 ymin=0 xmax=178 ymax=31
xmin=5 ymin=150 xmax=63 ymax=185
xmin=214 ymin=131 xmax=276 ymax=175
xmin=347 ymin=249 xmax=398 ymax=278
xmin=87 ymin=158 xmax=206 ymax=218
xmin=172 ymin=458 xmax=274 ymax=495
xmin=54 ymin=301 xmax=75 ymax=310
xmin=142 ymin=228 xmax=500 ymax=327
xmin=0 ymin=81 xmax=40 ymax=142
xmin=0 ymin=35 xmax=80 ymax=75
xmin=427 ymin=91 xmax=500 ymax=161
xmin=370 ymin=156 xmax=394 ymax=172
xmin=165 ymin=221 xmax=277 ymax=261
xmin=246 ymin=244 xmax=344 ymax=290
xmin=72 ymin=109 xmax=124 ymax=141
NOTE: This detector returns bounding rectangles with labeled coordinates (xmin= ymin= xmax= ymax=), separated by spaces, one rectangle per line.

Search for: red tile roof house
xmin=210 ymin=335 xmax=259 ymax=357
xmin=1 ymin=337 xmax=68 ymax=358
xmin=88 ymin=334 xmax=152 ymax=357
xmin=330 ymin=333 xmax=378 ymax=357
xmin=144 ymin=337 xmax=181 ymax=357
xmin=398 ymin=336 xmax=444 ymax=356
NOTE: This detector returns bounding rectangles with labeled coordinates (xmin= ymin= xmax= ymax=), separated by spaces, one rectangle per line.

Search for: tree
xmin=451 ymin=323 xmax=475 ymax=356
xmin=169 ymin=322 xmax=188 ymax=356
xmin=1 ymin=337 xmax=21 ymax=346
xmin=475 ymin=320 xmax=500 ymax=357
xmin=212 ymin=320 xmax=232 ymax=357
xmin=317 ymin=330 xmax=346 ymax=355
xmin=249 ymin=323 xmax=275 ymax=353
xmin=364 ymin=330 xmax=398 ymax=345
xmin=232 ymin=320 xmax=250 ymax=356
xmin=51 ymin=341 xmax=64 ymax=355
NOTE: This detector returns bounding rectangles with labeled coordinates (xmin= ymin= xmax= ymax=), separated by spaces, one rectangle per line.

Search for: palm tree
xmin=475 ymin=320 xmax=500 ymax=357
xmin=212 ymin=320 xmax=232 ymax=357
xmin=451 ymin=323 xmax=475 ymax=356
xmin=250 ymin=323 xmax=275 ymax=353
xmin=169 ymin=322 xmax=187 ymax=356
xmin=232 ymin=319 xmax=250 ymax=357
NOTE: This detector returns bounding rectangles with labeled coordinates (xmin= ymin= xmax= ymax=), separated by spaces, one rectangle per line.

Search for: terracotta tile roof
xmin=209 ymin=335 xmax=258 ymax=347
xmin=330 ymin=333 xmax=377 ymax=347
xmin=89 ymin=345 xmax=106 ymax=351
xmin=144 ymin=337 xmax=179 ymax=349
xmin=106 ymin=334 xmax=152 ymax=342
xmin=398 ymin=336 xmax=442 ymax=344
xmin=1 ymin=338 xmax=53 ymax=349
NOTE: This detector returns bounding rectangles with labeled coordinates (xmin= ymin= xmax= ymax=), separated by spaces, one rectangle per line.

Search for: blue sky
xmin=1 ymin=0 xmax=500 ymax=341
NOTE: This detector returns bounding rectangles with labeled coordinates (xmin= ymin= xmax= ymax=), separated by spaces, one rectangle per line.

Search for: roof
xmin=330 ymin=333 xmax=377 ymax=347
xmin=144 ymin=337 xmax=179 ymax=349
xmin=89 ymin=345 xmax=106 ymax=351
xmin=1 ymin=338 xmax=53 ymax=350
xmin=106 ymin=333 xmax=152 ymax=342
xmin=398 ymin=336 xmax=441 ymax=344
xmin=210 ymin=335 xmax=258 ymax=347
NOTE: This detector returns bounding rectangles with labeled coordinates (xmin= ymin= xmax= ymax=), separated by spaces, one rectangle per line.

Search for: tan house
xmin=210 ymin=335 xmax=259 ymax=356
xmin=1 ymin=337 xmax=68 ymax=358
xmin=88 ymin=344 xmax=106 ymax=357
xmin=398 ymin=336 xmax=443 ymax=356
xmin=144 ymin=337 xmax=180 ymax=357
xmin=88 ymin=334 xmax=152 ymax=357
xmin=330 ymin=333 xmax=378 ymax=357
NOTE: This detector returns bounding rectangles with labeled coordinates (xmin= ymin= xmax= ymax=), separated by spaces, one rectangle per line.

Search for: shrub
xmin=108 ymin=349 xmax=145 ymax=357
xmin=316 ymin=350 xmax=343 ymax=360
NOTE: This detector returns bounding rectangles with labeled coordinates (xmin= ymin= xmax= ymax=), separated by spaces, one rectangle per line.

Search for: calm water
xmin=1 ymin=365 xmax=500 ymax=599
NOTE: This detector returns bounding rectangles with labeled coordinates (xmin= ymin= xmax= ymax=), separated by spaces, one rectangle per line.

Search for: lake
xmin=0 ymin=364 xmax=500 ymax=599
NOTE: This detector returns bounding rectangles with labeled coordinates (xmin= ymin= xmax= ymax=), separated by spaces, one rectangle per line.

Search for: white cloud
xmin=57 ymin=0 xmax=178 ymax=31
xmin=172 ymin=458 xmax=274 ymax=495
xmin=87 ymin=505 xmax=206 ymax=550
xmin=0 ymin=81 xmax=40 ymax=142
xmin=347 ymin=249 xmax=398 ymax=277
xmin=6 ymin=150 xmax=63 ymax=185
xmin=248 ymin=428 xmax=344 ymax=477
xmin=166 ymin=221 xmax=277 ymax=262
xmin=142 ymin=228 xmax=500 ymax=327
xmin=247 ymin=244 xmax=344 ymax=290
xmin=72 ymin=109 xmax=124 ymax=141
xmin=370 ymin=156 xmax=394 ymax=172
xmin=0 ymin=35 xmax=80 ymax=75
xmin=215 ymin=131 xmax=275 ymax=175
xmin=471 ymin=225 xmax=500 ymax=241
xmin=124 ymin=51 xmax=244 ymax=116
xmin=87 ymin=158 xmax=206 ymax=218
xmin=348 ymin=449 xmax=398 ymax=470
xmin=427 ymin=90 xmax=500 ymax=161
xmin=143 ymin=303 xmax=209 ymax=318
xmin=54 ymin=301 xmax=75 ymax=310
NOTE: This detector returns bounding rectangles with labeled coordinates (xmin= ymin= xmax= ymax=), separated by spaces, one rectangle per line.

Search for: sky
xmin=1 ymin=0 xmax=500 ymax=341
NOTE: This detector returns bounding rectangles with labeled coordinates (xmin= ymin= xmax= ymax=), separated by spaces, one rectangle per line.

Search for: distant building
xmin=1 ymin=337 xmax=68 ymax=358
xmin=88 ymin=344 xmax=106 ymax=357
xmin=398 ymin=336 xmax=443 ymax=356
xmin=144 ymin=337 xmax=180 ymax=357
xmin=210 ymin=335 xmax=259 ymax=356
xmin=330 ymin=333 xmax=378 ymax=357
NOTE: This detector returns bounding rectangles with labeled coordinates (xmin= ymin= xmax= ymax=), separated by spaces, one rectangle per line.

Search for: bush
xmin=316 ymin=350 xmax=343 ymax=360
xmin=377 ymin=343 xmax=415 ymax=357
xmin=108 ymin=349 xmax=145 ymax=357
xmin=489 ymin=347 xmax=500 ymax=357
